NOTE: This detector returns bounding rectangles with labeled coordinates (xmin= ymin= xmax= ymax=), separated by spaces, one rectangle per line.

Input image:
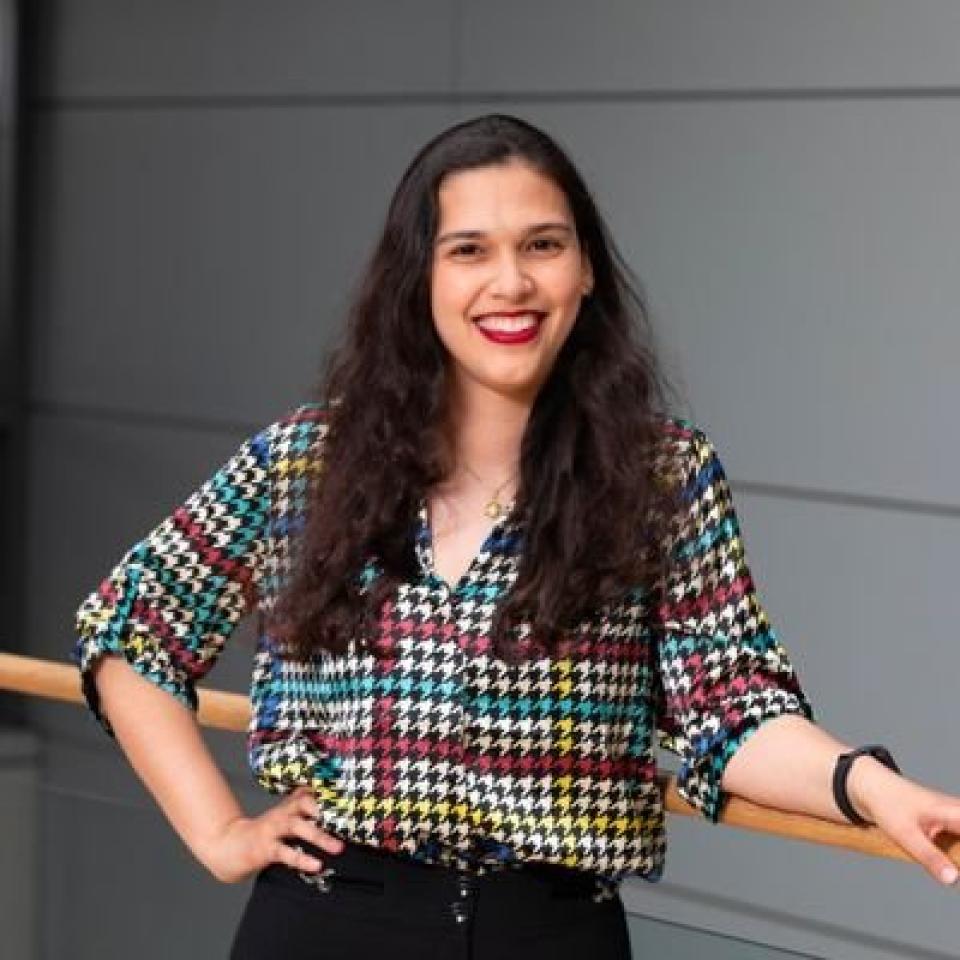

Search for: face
xmin=430 ymin=159 xmax=593 ymax=406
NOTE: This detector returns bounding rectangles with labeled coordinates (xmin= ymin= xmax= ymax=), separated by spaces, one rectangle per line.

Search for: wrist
xmin=844 ymin=755 xmax=894 ymax=825
xmin=192 ymin=811 xmax=247 ymax=865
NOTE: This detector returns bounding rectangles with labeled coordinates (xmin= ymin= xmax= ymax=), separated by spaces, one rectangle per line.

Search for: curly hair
xmin=270 ymin=113 xmax=684 ymax=662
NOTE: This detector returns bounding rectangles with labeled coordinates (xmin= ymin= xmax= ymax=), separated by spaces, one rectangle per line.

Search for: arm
xmin=73 ymin=415 xmax=342 ymax=881
xmin=91 ymin=654 xmax=244 ymax=872
xmin=721 ymin=712 xmax=874 ymax=822
xmin=652 ymin=425 xmax=960 ymax=888
xmin=93 ymin=654 xmax=342 ymax=882
xmin=722 ymin=712 xmax=960 ymax=887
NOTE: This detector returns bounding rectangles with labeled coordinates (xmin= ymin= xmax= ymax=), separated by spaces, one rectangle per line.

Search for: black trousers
xmin=229 ymin=837 xmax=632 ymax=959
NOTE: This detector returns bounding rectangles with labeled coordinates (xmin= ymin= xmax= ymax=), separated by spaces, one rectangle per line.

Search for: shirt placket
xmin=412 ymin=502 xmax=518 ymax=869
xmin=451 ymin=529 xmax=522 ymax=869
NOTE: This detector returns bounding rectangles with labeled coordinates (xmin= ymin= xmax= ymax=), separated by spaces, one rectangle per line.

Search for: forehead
xmin=435 ymin=160 xmax=572 ymax=231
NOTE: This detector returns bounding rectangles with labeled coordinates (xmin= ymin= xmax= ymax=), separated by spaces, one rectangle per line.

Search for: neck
xmin=444 ymin=378 xmax=531 ymax=484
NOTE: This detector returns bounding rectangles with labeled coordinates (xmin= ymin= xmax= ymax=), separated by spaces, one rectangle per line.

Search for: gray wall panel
xmin=30 ymin=104 xmax=458 ymax=424
xmin=626 ymin=914 xmax=815 ymax=960
xmin=43 ymin=775 xmax=265 ymax=960
xmin=452 ymin=100 xmax=959 ymax=508
xmin=0 ymin=734 xmax=40 ymax=960
xmin=33 ymin=0 xmax=456 ymax=98
xmin=461 ymin=0 xmax=960 ymax=93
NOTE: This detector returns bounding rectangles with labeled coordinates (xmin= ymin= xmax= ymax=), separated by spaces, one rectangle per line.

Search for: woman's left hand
xmin=849 ymin=758 xmax=960 ymax=887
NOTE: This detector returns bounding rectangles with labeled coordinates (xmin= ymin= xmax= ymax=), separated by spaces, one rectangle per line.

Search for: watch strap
xmin=832 ymin=744 xmax=901 ymax=826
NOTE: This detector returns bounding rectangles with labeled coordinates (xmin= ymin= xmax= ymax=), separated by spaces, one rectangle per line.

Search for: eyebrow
xmin=435 ymin=222 xmax=574 ymax=246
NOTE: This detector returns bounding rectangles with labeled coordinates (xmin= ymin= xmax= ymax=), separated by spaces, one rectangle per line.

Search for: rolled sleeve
xmin=71 ymin=427 xmax=272 ymax=739
xmin=652 ymin=424 xmax=815 ymax=822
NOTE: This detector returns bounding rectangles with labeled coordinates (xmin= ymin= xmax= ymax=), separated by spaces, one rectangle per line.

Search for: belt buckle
xmin=291 ymin=844 xmax=336 ymax=893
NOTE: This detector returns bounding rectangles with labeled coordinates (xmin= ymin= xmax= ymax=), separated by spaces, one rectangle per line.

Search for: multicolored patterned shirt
xmin=72 ymin=402 xmax=814 ymax=901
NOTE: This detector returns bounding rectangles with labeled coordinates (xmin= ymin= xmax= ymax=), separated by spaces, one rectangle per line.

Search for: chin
xmin=487 ymin=374 xmax=547 ymax=402
xmin=451 ymin=359 xmax=552 ymax=403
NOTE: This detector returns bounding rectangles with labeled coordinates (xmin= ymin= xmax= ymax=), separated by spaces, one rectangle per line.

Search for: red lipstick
xmin=473 ymin=310 xmax=545 ymax=345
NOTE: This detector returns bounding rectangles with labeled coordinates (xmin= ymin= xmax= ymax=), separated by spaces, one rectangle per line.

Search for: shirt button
xmin=450 ymin=902 xmax=469 ymax=923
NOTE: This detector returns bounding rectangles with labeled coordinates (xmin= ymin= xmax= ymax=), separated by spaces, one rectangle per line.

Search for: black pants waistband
xmin=269 ymin=835 xmax=603 ymax=902
xmin=234 ymin=838 xmax=630 ymax=958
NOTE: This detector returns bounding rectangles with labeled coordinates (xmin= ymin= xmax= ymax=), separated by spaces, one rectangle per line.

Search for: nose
xmin=489 ymin=251 xmax=533 ymax=299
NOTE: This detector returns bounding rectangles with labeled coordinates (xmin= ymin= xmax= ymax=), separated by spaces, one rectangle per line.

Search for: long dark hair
xmin=270 ymin=113 xmax=683 ymax=662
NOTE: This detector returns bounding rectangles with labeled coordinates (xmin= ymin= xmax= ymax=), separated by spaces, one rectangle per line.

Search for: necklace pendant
xmin=484 ymin=499 xmax=502 ymax=519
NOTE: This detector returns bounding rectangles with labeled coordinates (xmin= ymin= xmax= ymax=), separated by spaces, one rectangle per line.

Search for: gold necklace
xmin=458 ymin=461 xmax=518 ymax=520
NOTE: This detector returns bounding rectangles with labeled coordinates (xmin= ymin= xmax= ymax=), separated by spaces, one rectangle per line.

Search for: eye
xmin=450 ymin=242 xmax=483 ymax=257
xmin=529 ymin=236 xmax=564 ymax=253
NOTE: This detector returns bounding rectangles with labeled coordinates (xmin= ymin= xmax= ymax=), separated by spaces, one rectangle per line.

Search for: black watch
xmin=832 ymin=744 xmax=901 ymax=826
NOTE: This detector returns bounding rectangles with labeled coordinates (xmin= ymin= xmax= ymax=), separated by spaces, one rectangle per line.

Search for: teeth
xmin=475 ymin=313 xmax=542 ymax=332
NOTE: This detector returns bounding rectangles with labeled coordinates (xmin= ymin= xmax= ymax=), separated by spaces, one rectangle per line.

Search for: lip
xmin=473 ymin=310 xmax=547 ymax=346
xmin=472 ymin=310 xmax=545 ymax=345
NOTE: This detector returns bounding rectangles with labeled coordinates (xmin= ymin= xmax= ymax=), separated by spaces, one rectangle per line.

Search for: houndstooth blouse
xmin=72 ymin=402 xmax=814 ymax=901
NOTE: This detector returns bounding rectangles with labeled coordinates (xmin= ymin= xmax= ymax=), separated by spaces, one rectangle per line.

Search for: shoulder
xmin=647 ymin=413 xmax=723 ymax=495
xmin=242 ymin=402 xmax=331 ymax=484
xmin=258 ymin=401 xmax=330 ymax=450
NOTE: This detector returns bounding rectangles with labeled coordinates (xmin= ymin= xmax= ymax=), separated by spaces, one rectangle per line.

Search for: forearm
xmin=93 ymin=654 xmax=245 ymax=864
xmin=720 ymin=713 xmax=895 ymax=824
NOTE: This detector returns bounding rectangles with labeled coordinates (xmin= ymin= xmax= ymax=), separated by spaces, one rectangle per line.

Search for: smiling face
xmin=430 ymin=159 xmax=593 ymax=407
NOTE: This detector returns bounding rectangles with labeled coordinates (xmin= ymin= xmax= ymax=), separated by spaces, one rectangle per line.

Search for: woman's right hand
xmin=199 ymin=785 xmax=345 ymax=884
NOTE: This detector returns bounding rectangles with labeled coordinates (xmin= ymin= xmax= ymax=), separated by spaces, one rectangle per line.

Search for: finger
xmin=285 ymin=796 xmax=343 ymax=855
xmin=315 ymin=828 xmax=345 ymax=856
xmin=895 ymin=823 xmax=959 ymax=886
xmin=285 ymin=815 xmax=344 ymax=856
xmin=295 ymin=791 xmax=321 ymax=820
xmin=273 ymin=838 xmax=323 ymax=874
xmin=921 ymin=805 xmax=960 ymax=868
xmin=925 ymin=802 xmax=960 ymax=846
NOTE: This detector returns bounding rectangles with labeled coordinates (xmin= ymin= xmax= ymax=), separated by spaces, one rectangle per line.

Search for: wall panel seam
xmin=30 ymin=402 xmax=959 ymax=519
xmin=26 ymin=85 xmax=960 ymax=112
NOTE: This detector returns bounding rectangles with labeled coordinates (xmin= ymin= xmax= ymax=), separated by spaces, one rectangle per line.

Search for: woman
xmin=73 ymin=114 xmax=960 ymax=960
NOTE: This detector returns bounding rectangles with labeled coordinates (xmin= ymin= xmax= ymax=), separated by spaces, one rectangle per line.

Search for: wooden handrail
xmin=0 ymin=650 xmax=250 ymax=733
xmin=2 ymin=651 xmax=957 ymax=869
